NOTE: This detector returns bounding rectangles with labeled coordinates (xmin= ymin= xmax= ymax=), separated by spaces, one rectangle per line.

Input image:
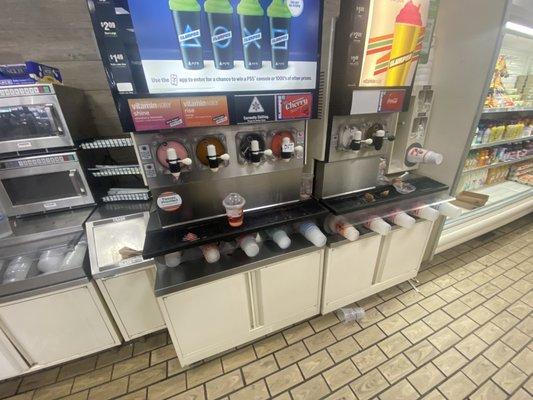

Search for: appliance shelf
xmin=101 ymin=193 xmax=151 ymax=203
xmin=89 ymin=166 xmax=141 ymax=177
xmin=470 ymin=136 xmax=532 ymax=150
xmin=462 ymin=154 xmax=533 ymax=173
xmin=79 ymin=137 xmax=133 ymax=149
xmin=142 ymin=199 xmax=329 ymax=258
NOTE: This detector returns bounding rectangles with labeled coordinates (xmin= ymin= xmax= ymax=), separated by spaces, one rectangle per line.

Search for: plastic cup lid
xmin=223 ymin=193 xmax=245 ymax=208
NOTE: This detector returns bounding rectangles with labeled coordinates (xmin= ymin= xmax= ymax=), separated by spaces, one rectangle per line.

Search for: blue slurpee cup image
xmin=267 ymin=0 xmax=291 ymax=70
xmin=205 ymin=0 xmax=235 ymax=69
xmin=169 ymin=0 xmax=204 ymax=70
xmin=237 ymin=0 xmax=265 ymax=70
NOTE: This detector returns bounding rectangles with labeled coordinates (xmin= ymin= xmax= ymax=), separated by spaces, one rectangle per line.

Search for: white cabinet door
xmin=0 ymin=328 xmax=28 ymax=380
xmin=0 ymin=282 xmax=120 ymax=367
xmin=98 ymin=265 xmax=165 ymax=341
xmin=160 ymin=274 xmax=253 ymax=365
xmin=322 ymin=235 xmax=382 ymax=313
xmin=256 ymin=251 xmax=322 ymax=329
xmin=378 ymin=220 xmax=434 ymax=282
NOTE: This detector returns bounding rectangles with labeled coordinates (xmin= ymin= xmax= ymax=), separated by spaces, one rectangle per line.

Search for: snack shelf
xmin=462 ymin=154 xmax=533 ymax=173
xmin=471 ymin=136 xmax=532 ymax=150
xmin=481 ymin=107 xmax=533 ymax=115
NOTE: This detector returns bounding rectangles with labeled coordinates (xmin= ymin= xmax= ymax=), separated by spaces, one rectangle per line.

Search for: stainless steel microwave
xmin=0 ymin=84 xmax=93 ymax=156
xmin=0 ymin=152 xmax=95 ymax=217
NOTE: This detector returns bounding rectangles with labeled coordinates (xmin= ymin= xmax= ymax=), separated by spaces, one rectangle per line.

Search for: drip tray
xmin=143 ymin=199 xmax=328 ymax=258
xmin=320 ymin=176 xmax=449 ymax=217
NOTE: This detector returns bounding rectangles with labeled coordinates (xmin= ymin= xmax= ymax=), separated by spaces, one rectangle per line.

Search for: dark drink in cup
xmin=169 ymin=0 xmax=204 ymax=70
xmin=237 ymin=0 xmax=264 ymax=70
xmin=267 ymin=0 xmax=291 ymax=70
xmin=205 ymin=0 xmax=235 ymax=70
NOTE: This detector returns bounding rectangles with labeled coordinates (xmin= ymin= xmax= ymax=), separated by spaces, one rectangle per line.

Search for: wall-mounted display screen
xmin=87 ymin=0 xmax=322 ymax=132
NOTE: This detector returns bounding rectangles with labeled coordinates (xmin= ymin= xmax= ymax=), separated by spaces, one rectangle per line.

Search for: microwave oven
xmin=0 ymin=152 xmax=95 ymax=217
xmin=0 ymin=84 xmax=93 ymax=157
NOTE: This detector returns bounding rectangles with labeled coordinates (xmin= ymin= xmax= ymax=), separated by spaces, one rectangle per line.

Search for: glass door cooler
xmin=439 ymin=12 xmax=533 ymax=251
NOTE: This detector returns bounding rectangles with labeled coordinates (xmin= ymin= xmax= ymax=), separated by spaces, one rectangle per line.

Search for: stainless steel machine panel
xmin=314 ymin=157 xmax=381 ymax=199
xmin=132 ymin=121 xmax=306 ymax=189
xmin=388 ymin=86 xmax=435 ymax=174
xmin=327 ymin=113 xmax=398 ymax=162
xmin=0 ymin=84 xmax=93 ymax=156
xmin=0 ymin=152 xmax=94 ymax=217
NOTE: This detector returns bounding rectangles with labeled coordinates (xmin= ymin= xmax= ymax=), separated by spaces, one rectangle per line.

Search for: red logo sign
xmin=379 ymin=90 xmax=406 ymax=112
xmin=277 ymin=94 xmax=313 ymax=120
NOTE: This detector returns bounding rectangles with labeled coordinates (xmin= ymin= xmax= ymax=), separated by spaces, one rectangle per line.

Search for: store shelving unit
xmin=470 ymin=135 xmax=531 ymax=150
xmin=438 ymin=27 xmax=533 ymax=253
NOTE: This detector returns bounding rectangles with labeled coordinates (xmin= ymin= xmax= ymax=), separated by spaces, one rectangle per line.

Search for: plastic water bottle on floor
xmin=337 ymin=307 xmax=365 ymax=323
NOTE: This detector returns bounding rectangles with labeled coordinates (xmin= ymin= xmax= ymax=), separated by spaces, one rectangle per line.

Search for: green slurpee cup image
xmin=267 ymin=0 xmax=291 ymax=70
xmin=237 ymin=0 xmax=265 ymax=70
xmin=169 ymin=0 xmax=204 ymax=70
xmin=205 ymin=0 xmax=235 ymax=70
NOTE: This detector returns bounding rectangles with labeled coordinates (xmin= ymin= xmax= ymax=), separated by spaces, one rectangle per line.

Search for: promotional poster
xmin=88 ymin=0 xmax=322 ymax=131
xmin=360 ymin=0 xmax=430 ymax=87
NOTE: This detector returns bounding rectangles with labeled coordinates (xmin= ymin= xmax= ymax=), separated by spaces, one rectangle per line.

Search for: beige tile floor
xmin=1 ymin=214 xmax=532 ymax=400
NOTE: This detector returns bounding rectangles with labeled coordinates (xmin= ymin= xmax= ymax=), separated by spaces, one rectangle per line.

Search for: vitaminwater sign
xmin=88 ymin=0 xmax=321 ymax=131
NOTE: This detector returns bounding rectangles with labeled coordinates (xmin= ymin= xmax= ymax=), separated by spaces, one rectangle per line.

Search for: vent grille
xmin=317 ymin=70 xmax=326 ymax=119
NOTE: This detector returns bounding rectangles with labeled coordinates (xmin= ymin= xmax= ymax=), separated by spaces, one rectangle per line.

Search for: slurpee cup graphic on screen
xmin=237 ymin=0 xmax=264 ymax=70
xmin=267 ymin=0 xmax=291 ymax=70
xmin=205 ymin=0 xmax=235 ymax=70
xmin=169 ymin=0 xmax=204 ymax=70
xmin=385 ymin=1 xmax=423 ymax=86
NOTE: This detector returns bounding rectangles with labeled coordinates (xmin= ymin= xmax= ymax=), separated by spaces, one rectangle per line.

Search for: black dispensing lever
xmin=206 ymin=144 xmax=230 ymax=172
xmin=367 ymin=123 xmax=395 ymax=151
xmin=349 ymin=128 xmax=373 ymax=151
xmin=166 ymin=147 xmax=192 ymax=179
xmin=250 ymin=139 xmax=273 ymax=165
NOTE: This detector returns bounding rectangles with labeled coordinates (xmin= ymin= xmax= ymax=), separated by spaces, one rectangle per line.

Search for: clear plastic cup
xmin=222 ymin=193 xmax=246 ymax=227
xmin=337 ymin=307 xmax=365 ymax=323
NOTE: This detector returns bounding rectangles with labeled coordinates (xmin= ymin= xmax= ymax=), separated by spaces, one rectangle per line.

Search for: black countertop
xmin=143 ymin=199 xmax=328 ymax=258
xmin=320 ymin=176 xmax=449 ymax=216
xmin=154 ymin=233 xmax=322 ymax=296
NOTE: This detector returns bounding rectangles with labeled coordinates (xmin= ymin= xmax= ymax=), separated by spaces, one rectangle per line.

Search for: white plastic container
xmin=3 ymin=256 xmax=32 ymax=283
xmin=37 ymin=247 xmax=66 ymax=274
xmin=386 ymin=211 xmax=415 ymax=229
xmin=265 ymin=228 xmax=291 ymax=249
xmin=324 ymin=215 xmax=360 ymax=241
xmin=434 ymin=202 xmax=462 ymax=219
xmin=364 ymin=217 xmax=391 ymax=236
xmin=406 ymin=147 xmax=443 ymax=165
xmin=296 ymin=221 xmax=327 ymax=247
xmin=238 ymin=235 xmax=260 ymax=258
xmin=164 ymin=251 xmax=182 ymax=268
xmin=200 ymin=244 xmax=221 ymax=263
xmin=337 ymin=307 xmax=365 ymax=323
xmin=61 ymin=239 xmax=88 ymax=270
xmin=410 ymin=206 xmax=440 ymax=222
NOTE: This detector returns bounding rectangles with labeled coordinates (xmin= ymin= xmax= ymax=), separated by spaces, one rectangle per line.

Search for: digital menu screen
xmin=87 ymin=0 xmax=322 ymax=131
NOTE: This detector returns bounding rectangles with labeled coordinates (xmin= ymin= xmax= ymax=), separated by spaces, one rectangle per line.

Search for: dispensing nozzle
xmin=373 ymin=129 xmax=386 ymax=150
xmin=250 ymin=140 xmax=272 ymax=165
xmin=166 ymin=147 xmax=192 ymax=179
xmin=206 ymin=144 xmax=230 ymax=172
